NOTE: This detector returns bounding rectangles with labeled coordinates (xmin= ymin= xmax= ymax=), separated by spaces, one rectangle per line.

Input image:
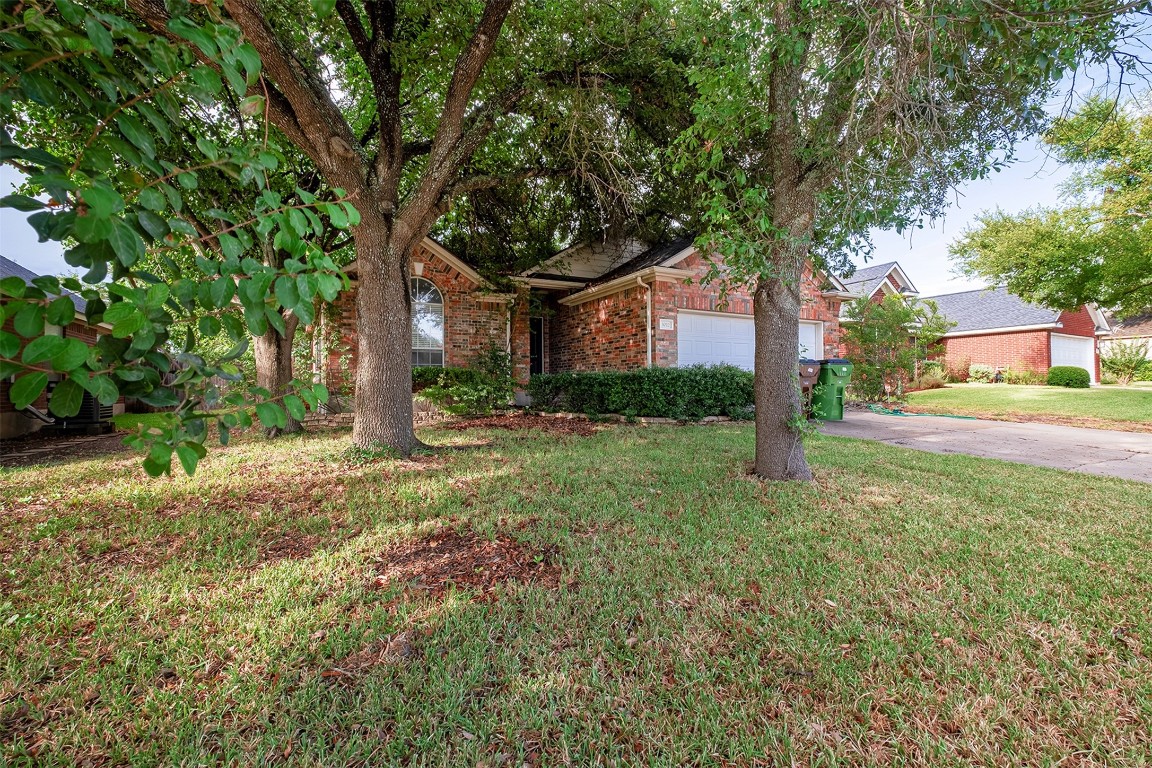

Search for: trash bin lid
xmin=799 ymin=358 xmax=818 ymax=364
xmin=818 ymin=358 xmax=851 ymax=365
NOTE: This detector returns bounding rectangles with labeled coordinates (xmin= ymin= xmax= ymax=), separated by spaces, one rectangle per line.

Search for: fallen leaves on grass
xmin=371 ymin=528 xmax=563 ymax=602
xmin=440 ymin=413 xmax=604 ymax=437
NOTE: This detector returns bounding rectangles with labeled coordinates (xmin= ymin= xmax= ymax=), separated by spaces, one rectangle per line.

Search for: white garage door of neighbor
xmin=677 ymin=312 xmax=823 ymax=371
xmin=1050 ymin=333 xmax=1096 ymax=383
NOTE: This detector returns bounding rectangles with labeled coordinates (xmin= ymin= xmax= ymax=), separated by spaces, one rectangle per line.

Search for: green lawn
xmin=2 ymin=423 xmax=1151 ymax=765
xmin=906 ymin=383 xmax=1152 ymax=430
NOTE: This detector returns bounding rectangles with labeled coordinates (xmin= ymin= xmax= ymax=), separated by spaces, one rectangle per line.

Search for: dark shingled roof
xmin=923 ymin=286 xmax=1060 ymax=334
xmin=1 ymin=254 xmax=87 ymax=314
xmin=841 ymin=262 xmax=899 ymax=298
xmin=1105 ymin=313 xmax=1152 ymax=338
xmin=589 ymin=236 xmax=696 ymax=286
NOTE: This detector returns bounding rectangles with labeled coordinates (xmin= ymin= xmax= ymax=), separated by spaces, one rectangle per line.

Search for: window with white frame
xmin=410 ymin=277 xmax=444 ymax=367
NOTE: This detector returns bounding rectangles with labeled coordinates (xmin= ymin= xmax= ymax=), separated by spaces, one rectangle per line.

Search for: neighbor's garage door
xmin=677 ymin=312 xmax=823 ymax=371
xmin=1050 ymin=333 xmax=1096 ymax=383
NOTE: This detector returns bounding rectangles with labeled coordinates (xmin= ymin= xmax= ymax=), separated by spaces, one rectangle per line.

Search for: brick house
xmin=1 ymin=255 xmax=125 ymax=439
xmin=841 ymin=261 xmax=919 ymax=304
xmin=327 ymin=236 xmax=853 ymax=392
xmin=924 ymin=286 xmax=1110 ymax=383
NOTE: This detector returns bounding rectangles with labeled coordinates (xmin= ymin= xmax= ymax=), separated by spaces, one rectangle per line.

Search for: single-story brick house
xmin=1 ymin=255 xmax=125 ymax=439
xmin=327 ymin=236 xmax=853 ymax=391
xmin=923 ymin=285 xmax=1110 ymax=383
xmin=1102 ymin=313 xmax=1152 ymax=359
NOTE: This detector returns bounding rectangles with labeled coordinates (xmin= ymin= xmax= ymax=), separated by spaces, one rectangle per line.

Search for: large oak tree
xmin=127 ymin=0 xmax=675 ymax=453
xmin=673 ymin=0 xmax=1141 ymax=480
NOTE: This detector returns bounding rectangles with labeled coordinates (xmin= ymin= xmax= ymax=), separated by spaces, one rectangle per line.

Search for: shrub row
xmin=412 ymin=366 xmax=489 ymax=391
xmin=1047 ymin=365 xmax=1091 ymax=388
xmin=528 ymin=365 xmax=754 ymax=420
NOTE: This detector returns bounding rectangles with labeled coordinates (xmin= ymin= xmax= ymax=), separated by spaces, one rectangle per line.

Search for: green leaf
xmin=209 ymin=276 xmax=235 ymax=307
xmin=138 ymin=186 xmax=166 ymax=212
xmin=48 ymin=377 xmax=83 ymax=417
xmin=0 ymin=330 xmax=18 ymax=358
xmin=10 ymin=372 xmax=49 ymax=410
xmin=175 ymin=444 xmax=200 ymax=476
xmin=310 ymin=0 xmax=336 ymax=18
xmin=116 ymin=114 xmax=156 ymax=158
xmin=137 ymin=210 xmax=169 ymax=240
xmin=274 ymin=275 xmax=300 ymax=312
xmin=254 ymin=401 xmax=286 ymax=429
xmin=45 ymin=296 xmax=75 ymax=326
xmin=80 ymin=184 xmax=123 ymax=218
xmin=52 ymin=338 xmax=91 ymax=371
xmin=0 ymin=194 xmax=45 ymax=212
xmin=1 ymin=276 xmax=26 ymax=297
xmin=84 ymin=16 xmax=114 ymax=57
xmin=217 ymin=233 xmax=243 ymax=260
xmin=283 ymin=394 xmax=306 ymax=421
xmin=80 ymin=374 xmax=119 ymax=406
xmin=22 ymin=335 xmax=65 ymax=364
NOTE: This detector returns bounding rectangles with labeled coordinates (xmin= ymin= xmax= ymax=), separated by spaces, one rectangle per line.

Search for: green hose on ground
xmin=865 ymin=404 xmax=978 ymax=420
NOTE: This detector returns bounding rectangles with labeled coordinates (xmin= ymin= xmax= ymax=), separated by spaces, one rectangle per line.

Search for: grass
xmin=2 ymin=422 xmax=1151 ymax=765
xmin=906 ymin=383 xmax=1152 ymax=430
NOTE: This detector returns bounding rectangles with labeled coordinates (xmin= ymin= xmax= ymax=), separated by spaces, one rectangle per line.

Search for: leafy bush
xmin=417 ymin=344 xmax=515 ymax=415
xmin=528 ymin=365 xmax=754 ymax=420
xmin=1003 ymin=367 xmax=1046 ymax=385
xmin=1047 ymin=365 xmax=1091 ymax=388
xmin=1101 ymin=340 xmax=1150 ymax=386
xmin=920 ymin=360 xmax=947 ymax=380
xmin=968 ymin=364 xmax=995 ymax=383
xmin=1135 ymin=361 xmax=1152 ymax=382
xmin=841 ymin=295 xmax=953 ymax=401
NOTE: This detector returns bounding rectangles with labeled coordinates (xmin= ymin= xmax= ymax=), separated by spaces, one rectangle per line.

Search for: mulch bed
xmin=439 ymin=413 xmax=602 ymax=437
xmin=371 ymin=528 xmax=562 ymax=602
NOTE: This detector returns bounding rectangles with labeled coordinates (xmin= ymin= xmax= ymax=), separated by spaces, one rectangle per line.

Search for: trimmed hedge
xmin=528 ymin=365 xmax=754 ymax=420
xmin=1047 ymin=365 xmax=1091 ymax=388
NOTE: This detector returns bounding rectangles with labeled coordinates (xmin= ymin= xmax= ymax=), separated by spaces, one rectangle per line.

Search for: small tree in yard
xmin=1102 ymin=340 xmax=1150 ymax=386
xmin=672 ymin=0 xmax=1139 ymax=480
xmin=842 ymin=295 xmax=952 ymax=402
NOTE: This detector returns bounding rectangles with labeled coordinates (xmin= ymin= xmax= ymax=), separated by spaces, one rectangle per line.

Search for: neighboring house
xmin=1101 ymin=313 xmax=1152 ymax=359
xmin=327 ymin=236 xmax=853 ymax=391
xmin=1 ymin=255 xmax=125 ymax=439
xmin=840 ymin=261 xmax=919 ymax=305
xmin=923 ymin=285 xmax=1110 ymax=383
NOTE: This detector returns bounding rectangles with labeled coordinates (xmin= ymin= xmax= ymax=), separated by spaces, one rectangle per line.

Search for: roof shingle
xmin=922 ymin=286 xmax=1060 ymax=334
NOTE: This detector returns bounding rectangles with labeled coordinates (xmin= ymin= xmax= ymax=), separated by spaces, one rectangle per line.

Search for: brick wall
xmin=939 ymin=330 xmax=1050 ymax=376
xmin=326 ymin=245 xmax=510 ymax=391
xmin=550 ymin=285 xmax=648 ymax=372
xmin=1056 ymin=307 xmax=1102 ymax=380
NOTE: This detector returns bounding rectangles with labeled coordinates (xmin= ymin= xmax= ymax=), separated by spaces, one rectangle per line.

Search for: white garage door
xmin=1050 ymin=333 xmax=1096 ymax=383
xmin=677 ymin=312 xmax=823 ymax=370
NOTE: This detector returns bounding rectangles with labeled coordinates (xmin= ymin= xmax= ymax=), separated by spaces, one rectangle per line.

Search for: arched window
xmin=411 ymin=277 xmax=444 ymax=367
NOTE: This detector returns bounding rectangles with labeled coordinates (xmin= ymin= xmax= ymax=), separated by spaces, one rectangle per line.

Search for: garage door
xmin=1050 ymin=333 xmax=1096 ymax=383
xmin=677 ymin=312 xmax=823 ymax=370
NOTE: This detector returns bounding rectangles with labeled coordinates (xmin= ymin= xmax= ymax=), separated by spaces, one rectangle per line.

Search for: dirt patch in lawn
xmin=897 ymin=407 xmax=1152 ymax=433
xmin=440 ymin=413 xmax=604 ymax=437
xmin=371 ymin=528 xmax=562 ymax=602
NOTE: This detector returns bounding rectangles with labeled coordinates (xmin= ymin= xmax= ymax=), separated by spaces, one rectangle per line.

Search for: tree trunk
xmin=753 ymin=245 xmax=813 ymax=481
xmin=350 ymin=216 xmax=422 ymax=453
xmin=254 ymin=312 xmax=301 ymax=436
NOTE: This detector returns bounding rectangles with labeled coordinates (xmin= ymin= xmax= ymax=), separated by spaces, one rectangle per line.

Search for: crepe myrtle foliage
xmin=671 ymin=0 xmax=1143 ymax=481
xmin=0 ymin=0 xmax=352 ymax=475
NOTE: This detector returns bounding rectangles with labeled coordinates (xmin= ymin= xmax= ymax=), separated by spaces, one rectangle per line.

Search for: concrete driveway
xmin=820 ymin=411 xmax=1152 ymax=483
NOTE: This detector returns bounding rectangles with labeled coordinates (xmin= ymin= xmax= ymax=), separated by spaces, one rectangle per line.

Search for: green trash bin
xmin=812 ymin=358 xmax=853 ymax=421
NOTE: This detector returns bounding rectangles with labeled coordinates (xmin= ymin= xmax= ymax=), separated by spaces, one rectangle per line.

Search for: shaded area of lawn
xmin=2 ymin=423 xmax=1151 ymax=765
xmin=906 ymin=383 xmax=1152 ymax=431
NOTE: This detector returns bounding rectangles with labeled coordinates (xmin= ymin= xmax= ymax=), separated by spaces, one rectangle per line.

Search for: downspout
xmin=637 ymin=276 xmax=652 ymax=368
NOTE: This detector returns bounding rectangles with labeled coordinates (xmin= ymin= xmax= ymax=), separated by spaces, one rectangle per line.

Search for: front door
xmin=529 ymin=317 xmax=544 ymax=375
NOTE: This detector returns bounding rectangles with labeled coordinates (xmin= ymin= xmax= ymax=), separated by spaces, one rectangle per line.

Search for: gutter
xmin=558 ymin=267 xmax=693 ymax=307
xmin=941 ymin=322 xmax=1059 ymax=338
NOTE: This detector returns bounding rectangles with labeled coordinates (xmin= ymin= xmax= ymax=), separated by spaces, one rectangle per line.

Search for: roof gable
xmin=841 ymin=261 xmax=918 ymax=299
